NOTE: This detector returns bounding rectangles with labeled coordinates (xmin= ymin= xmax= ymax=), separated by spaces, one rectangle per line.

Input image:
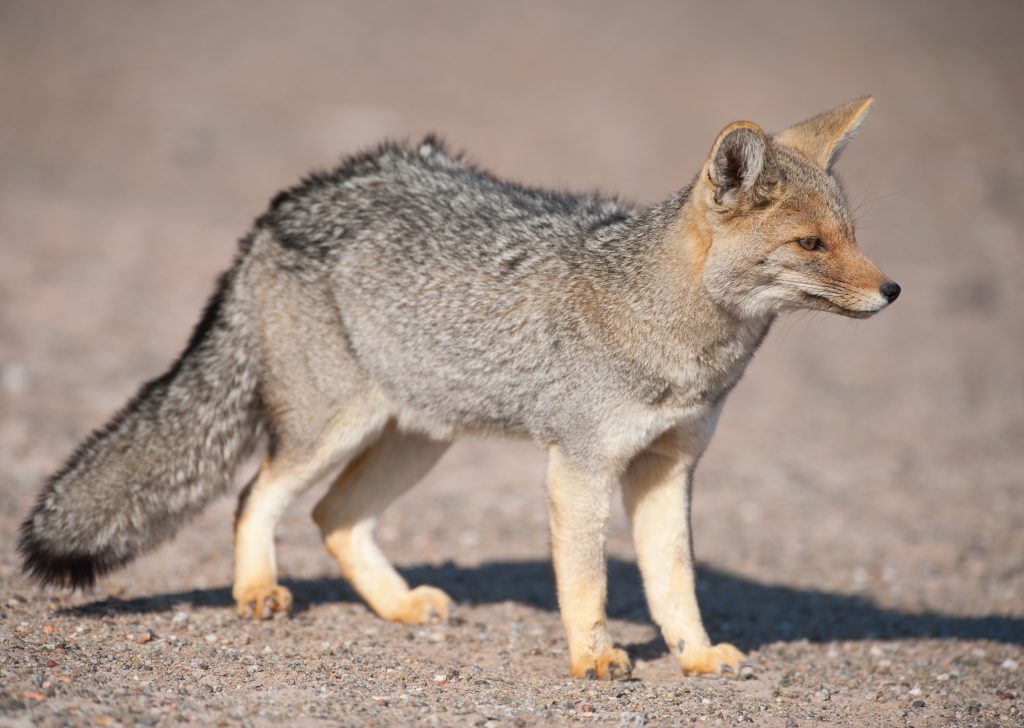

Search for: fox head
xmin=688 ymin=97 xmax=899 ymax=319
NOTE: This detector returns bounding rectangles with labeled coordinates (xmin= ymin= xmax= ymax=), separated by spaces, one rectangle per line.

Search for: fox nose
xmin=880 ymin=281 xmax=901 ymax=303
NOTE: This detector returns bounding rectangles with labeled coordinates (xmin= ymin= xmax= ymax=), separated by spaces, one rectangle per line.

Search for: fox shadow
xmin=65 ymin=558 xmax=1023 ymax=655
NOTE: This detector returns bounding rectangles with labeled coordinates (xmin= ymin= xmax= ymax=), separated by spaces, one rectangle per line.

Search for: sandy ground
xmin=1 ymin=1 xmax=1022 ymax=725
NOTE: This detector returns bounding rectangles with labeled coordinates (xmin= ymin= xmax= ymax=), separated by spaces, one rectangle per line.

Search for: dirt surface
xmin=1 ymin=2 xmax=1023 ymax=726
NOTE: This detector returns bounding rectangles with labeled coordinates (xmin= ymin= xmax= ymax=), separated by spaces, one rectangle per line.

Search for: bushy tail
xmin=19 ymin=262 xmax=264 ymax=588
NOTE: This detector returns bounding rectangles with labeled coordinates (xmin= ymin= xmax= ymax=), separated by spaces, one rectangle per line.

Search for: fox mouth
xmin=799 ymin=291 xmax=881 ymax=319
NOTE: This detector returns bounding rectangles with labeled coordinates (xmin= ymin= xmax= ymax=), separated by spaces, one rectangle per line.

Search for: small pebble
xmin=739 ymin=664 xmax=755 ymax=680
xmin=1001 ymin=658 xmax=1019 ymax=671
xmin=911 ymin=699 xmax=926 ymax=708
xmin=130 ymin=630 xmax=153 ymax=645
xmin=171 ymin=611 xmax=189 ymax=624
xmin=819 ymin=688 xmax=831 ymax=701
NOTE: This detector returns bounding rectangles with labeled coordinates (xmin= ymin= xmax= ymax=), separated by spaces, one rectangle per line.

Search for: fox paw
xmin=571 ymin=646 xmax=633 ymax=681
xmin=234 ymin=584 xmax=293 ymax=620
xmin=385 ymin=585 xmax=452 ymax=625
xmin=677 ymin=641 xmax=745 ymax=677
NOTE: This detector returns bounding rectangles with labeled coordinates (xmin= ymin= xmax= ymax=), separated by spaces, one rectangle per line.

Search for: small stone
xmin=1000 ymin=658 xmax=1019 ymax=671
xmin=935 ymin=673 xmax=950 ymax=682
xmin=41 ymin=624 xmax=56 ymax=635
xmin=911 ymin=699 xmax=926 ymax=708
xmin=204 ymin=634 xmax=218 ymax=644
xmin=908 ymin=687 xmax=922 ymax=696
xmin=171 ymin=611 xmax=189 ymax=624
xmin=739 ymin=664 xmax=755 ymax=680
xmin=130 ymin=629 xmax=153 ymax=645
xmin=819 ymin=688 xmax=831 ymax=701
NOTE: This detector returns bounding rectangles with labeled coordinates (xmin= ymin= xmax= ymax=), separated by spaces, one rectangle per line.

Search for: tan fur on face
xmin=764 ymin=175 xmax=889 ymax=317
xmin=691 ymin=115 xmax=893 ymax=320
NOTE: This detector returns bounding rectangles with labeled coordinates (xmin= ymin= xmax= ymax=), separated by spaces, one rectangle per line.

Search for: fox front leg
xmin=546 ymin=446 xmax=631 ymax=680
xmin=621 ymin=427 xmax=746 ymax=677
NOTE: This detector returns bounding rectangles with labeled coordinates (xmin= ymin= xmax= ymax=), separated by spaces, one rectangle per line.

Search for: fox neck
xmin=587 ymin=189 xmax=774 ymax=399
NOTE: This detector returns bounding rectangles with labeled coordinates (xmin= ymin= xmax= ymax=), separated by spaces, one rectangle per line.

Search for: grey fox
xmin=20 ymin=97 xmax=898 ymax=679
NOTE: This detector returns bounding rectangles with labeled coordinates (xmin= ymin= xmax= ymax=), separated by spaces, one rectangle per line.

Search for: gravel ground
xmin=1 ymin=2 xmax=1022 ymax=726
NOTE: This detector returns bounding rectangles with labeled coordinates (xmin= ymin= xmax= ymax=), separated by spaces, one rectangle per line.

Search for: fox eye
xmin=797 ymin=236 xmax=825 ymax=252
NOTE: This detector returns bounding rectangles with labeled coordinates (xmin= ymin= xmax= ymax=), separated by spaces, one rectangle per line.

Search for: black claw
xmin=584 ymin=668 xmax=597 ymax=680
xmin=609 ymin=662 xmax=632 ymax=680
xmin=720 ymin=664 xmax=734 ymax=675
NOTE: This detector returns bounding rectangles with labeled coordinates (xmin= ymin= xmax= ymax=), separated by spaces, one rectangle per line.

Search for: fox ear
xmin=776 ymin=96 xmax=874 ymax=170
xmin=707 ymin=121 xmax=778 ymax=209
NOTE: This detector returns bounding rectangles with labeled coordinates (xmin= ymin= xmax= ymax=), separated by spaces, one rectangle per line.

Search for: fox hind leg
xmin=312 ymin=424 xmax=451 ymax=624
xmin=233 ymin=404 xmax=388 ymax=619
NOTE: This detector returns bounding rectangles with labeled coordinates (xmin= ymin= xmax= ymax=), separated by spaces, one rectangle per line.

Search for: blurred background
xmin=0 ymin=0 xmax=1021 ymax=722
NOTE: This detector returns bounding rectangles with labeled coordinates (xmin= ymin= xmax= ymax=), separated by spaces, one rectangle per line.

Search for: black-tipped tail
xmin=19 ymin=262 xmax=263 ymax=589
xmin=18 ymin=525 xmax=113 ymax=590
